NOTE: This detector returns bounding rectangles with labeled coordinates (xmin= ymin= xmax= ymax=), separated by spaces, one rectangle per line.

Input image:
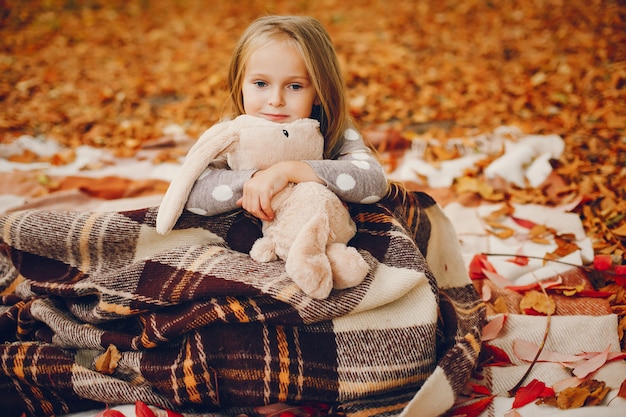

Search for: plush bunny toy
xmin=156 ymin=114 xmax=369 ymax=299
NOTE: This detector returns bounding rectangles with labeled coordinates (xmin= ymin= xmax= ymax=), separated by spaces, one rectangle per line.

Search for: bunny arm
xmin=156 ymin=122 xmax=240 ymax=235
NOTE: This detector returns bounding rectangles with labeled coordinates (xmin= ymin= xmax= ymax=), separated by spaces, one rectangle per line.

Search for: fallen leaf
xmin=449 ymin=395 xmax=495 ymax=417
xmin=511 ymin=216 xmax=537 ymax=229
xmin=507 ymin=253 xmax=530 ymax=266
xmin=94 ymin=344 xmax=122 ymax=375
xmin=492 ymin=296 xmax=510 ymax=314
xmin=481 ymin=343 xmax=513 ymax=367
xmin=512 ymin=339 xmax=584 ymax=363
xmin=552 ymin=376 xmax=584 ymax=392
xmin=481 ymin=281 xmax=492 ymax=302
xmin=507 ymin=276 xmax=563 ymax=292
xmin=483 ymin=269 xmax=515 ymax=288
xmin=572 ymin=346 xmax=610 ymax=379
xmin=519 ymin=290 xmax=555 ymax=315
xmin=482 ymin=314 xmax=506 ymax=342
xmin=544 ymin=379 xmax=611 ymax=410
xmin=468 ymin=254 xmax=497 ymax=280
xmin=95 ymin=406 xmax=126 ymax=417
xmin=135 ymin=401 xmax=157 ymax=417
xmin=617 ymin=379 xmax=626 ymax=399
xmin=555 ymin=386 xmax=589 ymax=409
xmin=593 ymin=254 xmax=613 ymax=271
xmin=468 ymin=383 xmax=492 ymax=396
xmin=512 ymin=379 xmax=552 ymax=409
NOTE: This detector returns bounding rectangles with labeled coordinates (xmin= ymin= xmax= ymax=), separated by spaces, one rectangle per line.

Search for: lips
xmin=261 ymin=113 xmax=290 ymax=122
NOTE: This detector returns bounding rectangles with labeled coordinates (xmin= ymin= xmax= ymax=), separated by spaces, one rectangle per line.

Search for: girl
xmin=185 ymin=15 xmax=388 ymax=221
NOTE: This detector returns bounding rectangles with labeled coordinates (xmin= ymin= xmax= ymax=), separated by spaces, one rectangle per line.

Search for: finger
xmin=259 ymin=195 xmax=274 ymax=221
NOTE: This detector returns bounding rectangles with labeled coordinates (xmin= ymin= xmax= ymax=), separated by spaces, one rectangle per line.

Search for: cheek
xmin=241 ymin=88 xmax=258 ymax=111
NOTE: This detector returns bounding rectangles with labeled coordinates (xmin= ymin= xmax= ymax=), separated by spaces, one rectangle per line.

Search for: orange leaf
xmin=94 ymin=344 xmax=121 ymax=375
xmin=519 ymin=290 xmax=555 ymax=315
xmin=617 ymin=379 xmax=626 ymax=399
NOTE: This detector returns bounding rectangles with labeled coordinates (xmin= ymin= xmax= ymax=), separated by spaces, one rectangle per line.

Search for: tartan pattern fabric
xmin=0 ymin=183 xmax=485 ymax=417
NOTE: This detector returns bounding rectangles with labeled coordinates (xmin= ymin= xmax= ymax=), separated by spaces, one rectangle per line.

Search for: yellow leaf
xmin=519 ymin=290 xmax=555 ymax=315
xmin=94 ymin=344 xmax=121 ymax=375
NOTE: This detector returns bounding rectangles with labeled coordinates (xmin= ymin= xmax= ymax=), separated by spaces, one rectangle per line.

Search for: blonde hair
xmin=228 ymin=15 xmax=350 ymax=159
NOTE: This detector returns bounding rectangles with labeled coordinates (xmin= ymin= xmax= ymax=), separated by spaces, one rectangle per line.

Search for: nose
xmin=268 ymin=87 xmax=284 ymax=107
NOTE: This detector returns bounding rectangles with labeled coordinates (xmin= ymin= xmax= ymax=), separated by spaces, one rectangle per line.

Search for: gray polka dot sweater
xmin=185 ymin=127 xmax=388 ymax=217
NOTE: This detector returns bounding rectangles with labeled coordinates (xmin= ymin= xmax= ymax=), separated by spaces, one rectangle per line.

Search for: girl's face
xmin=242 ymin=39 xmax=319 ymax=123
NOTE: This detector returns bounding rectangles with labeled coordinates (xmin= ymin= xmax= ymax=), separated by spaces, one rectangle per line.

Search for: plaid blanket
xmin=0 ymin=183 xmax=484 ymax=417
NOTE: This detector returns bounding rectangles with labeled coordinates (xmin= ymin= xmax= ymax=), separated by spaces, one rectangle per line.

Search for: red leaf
xmin=541 ymin=385 xmax=555 ymax=398
xmin=95 ymin=406 xmax=126 ymax=417
xmin=482 ymin=343 xmax=513 ymax=366
xmin=469 ymin=383 xmax=492 ymax=396
xmin=507 ymin=254 xmax=530 ymax=266
xmin=469 ymin=254 xmax=496 ymax=279
xmin=135 ymin=401 xmax=157 ymax=417
xmin=615 ymin=265 xmax=626 ymax=275
xmin=450 ymin=395 xmax=495 ymax=417
xmin=523 ymin=308 xmax=545 ymax=316
xmin=511 ymin=216 xmax=537 ymax=229
xmin=575 ymin=290 xmax=613 ymax=298
xmin=593 ymin=254 xmax=612 ymax=271
xmin=512 ymin=379 xmax=546 ymax=408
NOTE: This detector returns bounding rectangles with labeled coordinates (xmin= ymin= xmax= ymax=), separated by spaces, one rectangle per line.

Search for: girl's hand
xmin=237 ymin=161 xmax=322 ymax=221
xmin=238 ymin=164 xmax=289 ymax=221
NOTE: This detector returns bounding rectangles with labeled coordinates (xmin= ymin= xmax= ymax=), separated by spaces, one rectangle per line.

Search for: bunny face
xmin=228 ymin=117 xmax=324 ymax=171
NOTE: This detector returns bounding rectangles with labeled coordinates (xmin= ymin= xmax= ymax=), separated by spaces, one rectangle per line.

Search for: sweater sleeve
xmin=185 ymin=158 xmax=256 ymax=216
xmin=305 ymin=127 xmax=388 ymax=204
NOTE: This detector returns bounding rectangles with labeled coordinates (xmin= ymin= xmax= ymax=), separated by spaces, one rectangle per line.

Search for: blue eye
xmin=282 ymin=130 xmax=289 ymax=137
xmin=254 ymin=81 xmax=267 ymax=88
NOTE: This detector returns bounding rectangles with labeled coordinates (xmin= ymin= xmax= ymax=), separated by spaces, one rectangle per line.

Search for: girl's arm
xmin=185 ymin=157 xmax=256 ymax=216
xmin=305 ymin=131 xmax=388 ymax=204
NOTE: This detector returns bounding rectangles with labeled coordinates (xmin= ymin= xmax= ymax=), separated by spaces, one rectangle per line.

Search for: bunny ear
xmin=156 ymin=122 xmax=239 ymax=235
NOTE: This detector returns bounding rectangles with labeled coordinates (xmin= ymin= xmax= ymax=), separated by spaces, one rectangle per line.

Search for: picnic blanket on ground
xmin=0 ymin=183 xmax=485 ymax=417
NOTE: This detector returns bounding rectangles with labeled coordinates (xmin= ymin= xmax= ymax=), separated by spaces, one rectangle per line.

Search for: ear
xmin=156 ymin=123 xmax=240 ymax=235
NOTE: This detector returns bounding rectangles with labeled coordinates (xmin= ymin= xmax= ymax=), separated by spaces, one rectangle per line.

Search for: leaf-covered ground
xmin=1 ymin=0 xmax=625 ymax=261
